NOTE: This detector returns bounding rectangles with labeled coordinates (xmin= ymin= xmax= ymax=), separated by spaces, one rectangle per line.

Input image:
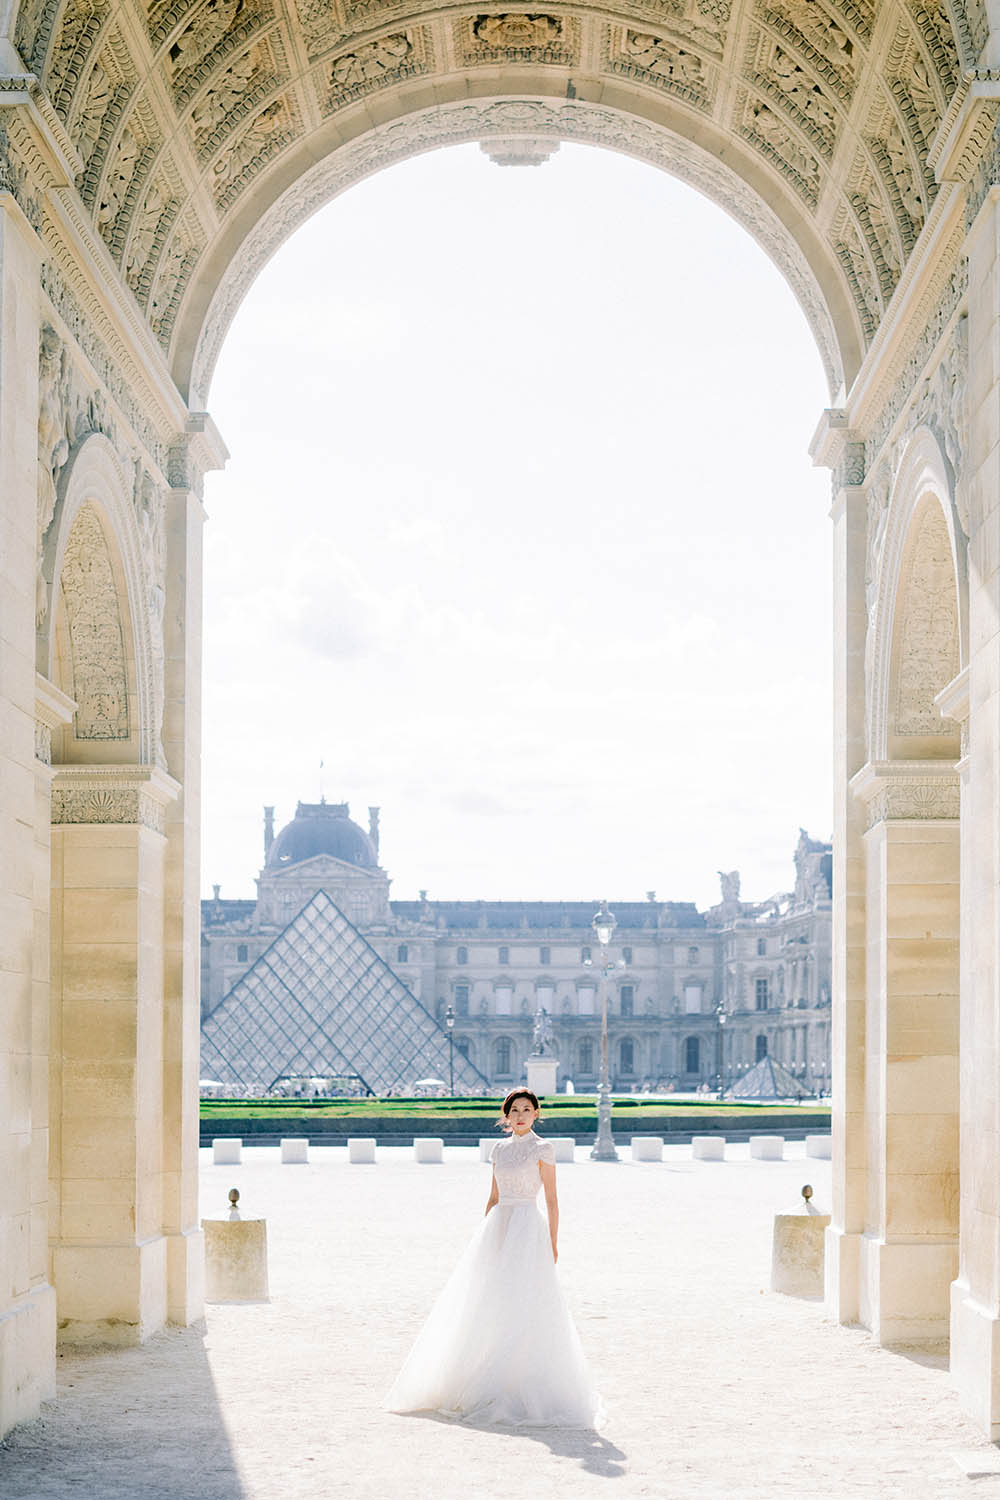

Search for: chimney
xmin=264 ymin=806 xmax=275 ymax=859
xmin=368 ymin=806 xmax=380 ymax=861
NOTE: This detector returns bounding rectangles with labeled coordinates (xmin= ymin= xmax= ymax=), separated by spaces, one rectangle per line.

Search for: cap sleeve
xmin=489 ymin=1140 xmax=501 ymax=1165
xmin=537 ymin=1139 xmax=556 ymax=1165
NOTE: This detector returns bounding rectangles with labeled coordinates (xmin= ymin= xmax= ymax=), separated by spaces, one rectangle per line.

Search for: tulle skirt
xmin=385 ymin=1199 xmax=602 ymax=1428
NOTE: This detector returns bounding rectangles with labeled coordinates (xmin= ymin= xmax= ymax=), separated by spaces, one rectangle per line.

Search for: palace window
xmin=619 ymin=1039 xmax=635 ymax=1074
xmin=455 ymin=1038 xmax=470 ymax=1060
xmin=457 ymin=946 xmax=468 ymax=965
xmin=495 ymin=1038 xmax=513 ymax=1075
xmin=756 ymin=1034 xmax=768 ymax=1062
xmin=688 ymin=946 xmax=699 ymax=963
xmin=237 ymin=944 xmax=248 ymax=963
xmin=397 ymin=943 xmax=408 ymax=963
xmin=757 ymin=937 xmax=766 ymax=957
xmin=499 ymin=945 xmax=509 ymax=964
xmin=578 ymin=1039 xmax=594 ymax=1074
xmin=495 ymin=986 xmax=513 ymax=1016
xmin=454 ymin=984 xmax=469 ymax=1016
xmin=577 ymin=987 xmax=595 ymax=1016
xmin=620 ymin=984 xmax=634 ymax=1017
xmin=755 ymin=977 xmax=769 ymax=1011
xmin=622 ymin=946 xmax=633 ymax=965
xmin=581 ymin=945 xmax=591 ymax=963
xmin=684 ymin=984 xmax=702 ymax=1014
xmin=684 ymin=1036 xmax=700 ymax=1074
xmin=539 ymin=945 xmax=550 ymax=965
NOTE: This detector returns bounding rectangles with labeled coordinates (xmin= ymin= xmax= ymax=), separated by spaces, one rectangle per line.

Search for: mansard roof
xmin=389 ymin=900 xmax=706 ymax=931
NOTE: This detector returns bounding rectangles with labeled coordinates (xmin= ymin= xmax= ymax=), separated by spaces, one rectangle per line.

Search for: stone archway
xmin=3 ymin=0 xmax=1000 ymax=1445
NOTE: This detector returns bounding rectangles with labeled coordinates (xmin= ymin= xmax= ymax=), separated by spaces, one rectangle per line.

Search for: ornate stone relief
xmin=51 ymin=780 xmax=166 ymax=832
xmin=908 ymin=315 xmax=969 ymax=527
xmin=148 ymin=226 xmax=202 ymax=348
xmin=835 ymin=215 xmax=881 ymax=341
xmin=59 ymin=503 xmax=130 ymax=741
xmin=36 ymin=325 xmax=73 ymax=627
xmin=125 ymin=175 xmax=179 ymax=302
xmin=168 ymin=0 xmax=273 ymax=111
xmin=748 ymin=31 xmax=838 ymax=160
xmin=864 ymin=459 xmax=891 ymax=620
xmin=46 ymin=0 xmax=109 ymax=122
xmin=606 ymin=28 xmax=711 ymax=109
xmin=862 ymin=774 xmax=960 ymax=827
xmin=757 ymin=0 xmax=857 ymax=105
xmin=210 ymin=93 xmax=300 ymax=210
xmin=134 ymin=467 xmax=167 ymax=758
xmin=188 ymin=37 xmax=288 ymax=161
xmin=908 ymin=0 xmax=960 ymax=92
xmin=893 ymin=502 xmax=959 ymax=736
xmin=457 ymin=13 xmax=576 ymax=66
xmin=738 ymin=87 xmax=821 ymax=205
xmin=327 ymin=33 xmax=427 ymax=105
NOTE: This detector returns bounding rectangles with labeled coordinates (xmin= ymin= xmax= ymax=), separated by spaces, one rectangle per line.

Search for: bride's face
xmin=506 ymin=1097 xmax=538 ymax=1134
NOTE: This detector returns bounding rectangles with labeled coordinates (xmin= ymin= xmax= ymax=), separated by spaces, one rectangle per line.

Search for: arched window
xmin=688 ymin=946 xmax=699 ymax=963
xmin=457 ymin=946 xmax=468 ymax=965
xmin=620 ymin=984 xmax=634 ymax=1017
xmin=495 ymin=1037 xmax=512 ymax=1075
xmin=455 ymin=1038 xmax=470 ymax=1060
xmin=756 ymin=1034 xmax=768 ymax=1062
xmin=578 ymin=1039 xmax=594 ymax=1074
xmin=397 ymin=943 xmax=408 ymax=963
xmin=454 ymin=984 xmax=469 ymax=1016
xmin=684 ymin=1036 xmax=700 ymax=1074
xmin=619 ymin=1039 xmax=635 ymax=1074
xmin=757 ymin=937 xmax=766 ymax=957
xmin=498 ymin=945 xmax=509 ymax=964
xmin=237 ymin=944 xmax=248 ymax=963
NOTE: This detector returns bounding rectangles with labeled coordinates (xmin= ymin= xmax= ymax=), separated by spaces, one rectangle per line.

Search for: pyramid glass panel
xmin=201 ymin=889 xmax=489 ymax=1094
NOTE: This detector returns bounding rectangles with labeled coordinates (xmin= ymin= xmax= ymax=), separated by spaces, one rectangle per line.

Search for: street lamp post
xmin=590 ymin=901 xmax=619 ymax=1162
xmin=445 ymin=1003 xmax=455 ymax=1096
xmin=716 ymin=1003 xmax=727 ymax=1097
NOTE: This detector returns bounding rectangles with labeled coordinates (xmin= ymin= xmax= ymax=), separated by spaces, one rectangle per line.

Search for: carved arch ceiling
xmin=13 ymin=0 xmax=988 ymax=399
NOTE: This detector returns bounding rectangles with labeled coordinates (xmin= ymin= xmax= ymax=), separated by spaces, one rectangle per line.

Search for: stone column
xmin=161 ymin=415 xmax=226 ymax=1326
xmin=812 ymin=415 xmax=868 ymax=1326
xmin=49 ymin=765 xmax=179 ymax=1342
xmin=851 ymin=762 xmax=960 ymax=1346
xmin=950 ymin=184 xmax=1000 ymax=1434
xmin=0 ymin=191 xmax=52 ymax=1437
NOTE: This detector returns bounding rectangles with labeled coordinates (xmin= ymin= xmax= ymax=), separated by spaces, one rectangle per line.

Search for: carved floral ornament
xmin=50 ymin=766 xmax=180 ymax=833
xmin=850 ymin=762 xmax=960 ymax=830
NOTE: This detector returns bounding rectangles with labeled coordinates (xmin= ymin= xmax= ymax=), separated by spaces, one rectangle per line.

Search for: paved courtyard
xmin=2 ymin=1139 xmax=999 ymax=1500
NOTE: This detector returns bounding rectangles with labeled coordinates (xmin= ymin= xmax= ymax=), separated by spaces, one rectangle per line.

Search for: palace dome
xmin=266 ymin=802 xmax=377 ymax=870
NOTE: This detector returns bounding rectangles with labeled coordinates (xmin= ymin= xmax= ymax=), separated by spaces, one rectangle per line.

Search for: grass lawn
xmin=200 ymin=1095 xmax=831 ymax=1122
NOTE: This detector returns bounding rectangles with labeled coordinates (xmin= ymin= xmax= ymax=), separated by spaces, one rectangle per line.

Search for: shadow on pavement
xmin=398 ymin=1411 xmax=628 ymax=1479
xmin=0 ymin=1325 xmax=246 ymax=1500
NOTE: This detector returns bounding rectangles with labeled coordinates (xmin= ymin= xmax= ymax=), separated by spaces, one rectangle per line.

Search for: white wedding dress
xmin=385 ymin=1130 xmax=602 ymax=1427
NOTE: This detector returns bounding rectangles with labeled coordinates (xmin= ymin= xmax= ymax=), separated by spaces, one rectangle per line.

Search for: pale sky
xmin=201 ymin=140 xmax=833 ymax=913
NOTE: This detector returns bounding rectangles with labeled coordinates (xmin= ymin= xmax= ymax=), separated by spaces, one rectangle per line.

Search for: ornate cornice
xmin=51 ymin=764 xmax=180 ymax=833
xmin=34 ymin=671 xmax=76 ymax=767
xmin=850 ymin=759 xmax=960 ymax=829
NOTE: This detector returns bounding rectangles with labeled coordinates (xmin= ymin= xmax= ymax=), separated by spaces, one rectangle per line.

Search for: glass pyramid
xmin=200 ymin=889 xmax=489 ymax=1095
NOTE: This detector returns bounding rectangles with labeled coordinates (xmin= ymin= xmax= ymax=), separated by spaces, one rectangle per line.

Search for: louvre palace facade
xmin=200 ymin=800 xmax=833 ymax=1096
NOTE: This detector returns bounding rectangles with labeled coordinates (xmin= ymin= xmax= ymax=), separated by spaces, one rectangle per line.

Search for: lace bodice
xmin=490 ymin=1131 xmax=555 ymax=1200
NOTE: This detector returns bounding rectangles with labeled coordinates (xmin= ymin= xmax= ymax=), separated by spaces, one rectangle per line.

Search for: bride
xmin=384 ymin=1088 xmax=602 ymax=1428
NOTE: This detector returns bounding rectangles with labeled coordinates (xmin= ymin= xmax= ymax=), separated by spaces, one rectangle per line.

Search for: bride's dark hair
xmin=497 ymin=1087 xmax=542 ymax=1131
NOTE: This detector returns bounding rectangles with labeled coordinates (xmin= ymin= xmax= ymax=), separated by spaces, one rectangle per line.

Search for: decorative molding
xmin=35 ymin=672 xmax=77 ymax=766
xmin=850 ymin=759 xmax=960 ymax=828
xmin=60 ymin=501 xmax=130 ymax=741
xmin=50 ymin=764 xmax=180 ymax=832
xmin=187 ymin=96 xmax=843 ymax=405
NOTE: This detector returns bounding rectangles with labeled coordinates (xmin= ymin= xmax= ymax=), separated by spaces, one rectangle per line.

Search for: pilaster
xmin=851 ymin=760 xmax=960 ymax=1347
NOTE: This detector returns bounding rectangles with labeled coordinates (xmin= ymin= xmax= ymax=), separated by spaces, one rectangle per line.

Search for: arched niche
xmin=40 ymin=432 xmax=157 ymax=768
xmin=868 ymin=426 xmax=966 ymax=764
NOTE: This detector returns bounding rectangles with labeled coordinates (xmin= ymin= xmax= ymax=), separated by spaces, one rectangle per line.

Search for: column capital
xmin=850 ymin=760 xmax=960 ymax=829
xmin=34 ymin=673 xmax=75 ymax=768
xmin=168 ymin=413 xmax=228 ymax=497
xmin=51 ymin=765 xmax=180 ymax=834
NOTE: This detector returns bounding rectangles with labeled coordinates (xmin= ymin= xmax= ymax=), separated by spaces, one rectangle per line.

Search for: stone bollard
xmin=550 ymin=1138 xmax=576 ymax=1163
xmin=414 ymin=1137 xmax=443 ymax=1163
xmin=806 ymin=1134 xmax=832 ymax=1159
xmin=692 ymin=1136 xmax=726 ymax=1161
xmin=280 ymin=1137 xmax=309 ymax=1164
xmin=348 ymin=1138 xmax=376 ymax=1163
xmin=202 ymin=1188 xmax=269 ymax=1303
xmin=212 ymin=1138 xmax=242 ymax=1165
xmin=631 ymin=1136 xmax=664 ymax=1162
xmin=771 ymin=1184 xmax=830 ymax=1298
xmin=750 ymin=1135 xmax=785 ymax=1160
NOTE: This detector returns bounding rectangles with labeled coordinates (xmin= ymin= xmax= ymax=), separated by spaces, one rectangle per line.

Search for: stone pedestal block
xmin=772 ymin=1208 xmax=831 ymax=1297
xmin=479 ymin=1137 xmax=496 ymax=1162
xmin=348 ymin=1138 xmax=376 ymax=1163
xmin=525 ymin=1056 xmax=558 ymax=1096
xmin=280 ymin=1138 xmax=309 ymax=1163
xmin=414 ymin=1138 xmax=443 ymax=1163
xmin=550 ymin=1137 xmax=575 ymax=1162
xmin=806 ymin=1134 xmax=832 ymax=1159
xmin=202 ymin=1217 xmax=269 ymax=1303
xmin=692 ymin=1136 xmax=726 ymax=1160
xmin=751 ymin=1136 xmax=785 ymax=1160
xmin=212 ymin=1138 xmax=242 ymax=1165
xmin=631 ymin=1136 xmax=663 ymax=1162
